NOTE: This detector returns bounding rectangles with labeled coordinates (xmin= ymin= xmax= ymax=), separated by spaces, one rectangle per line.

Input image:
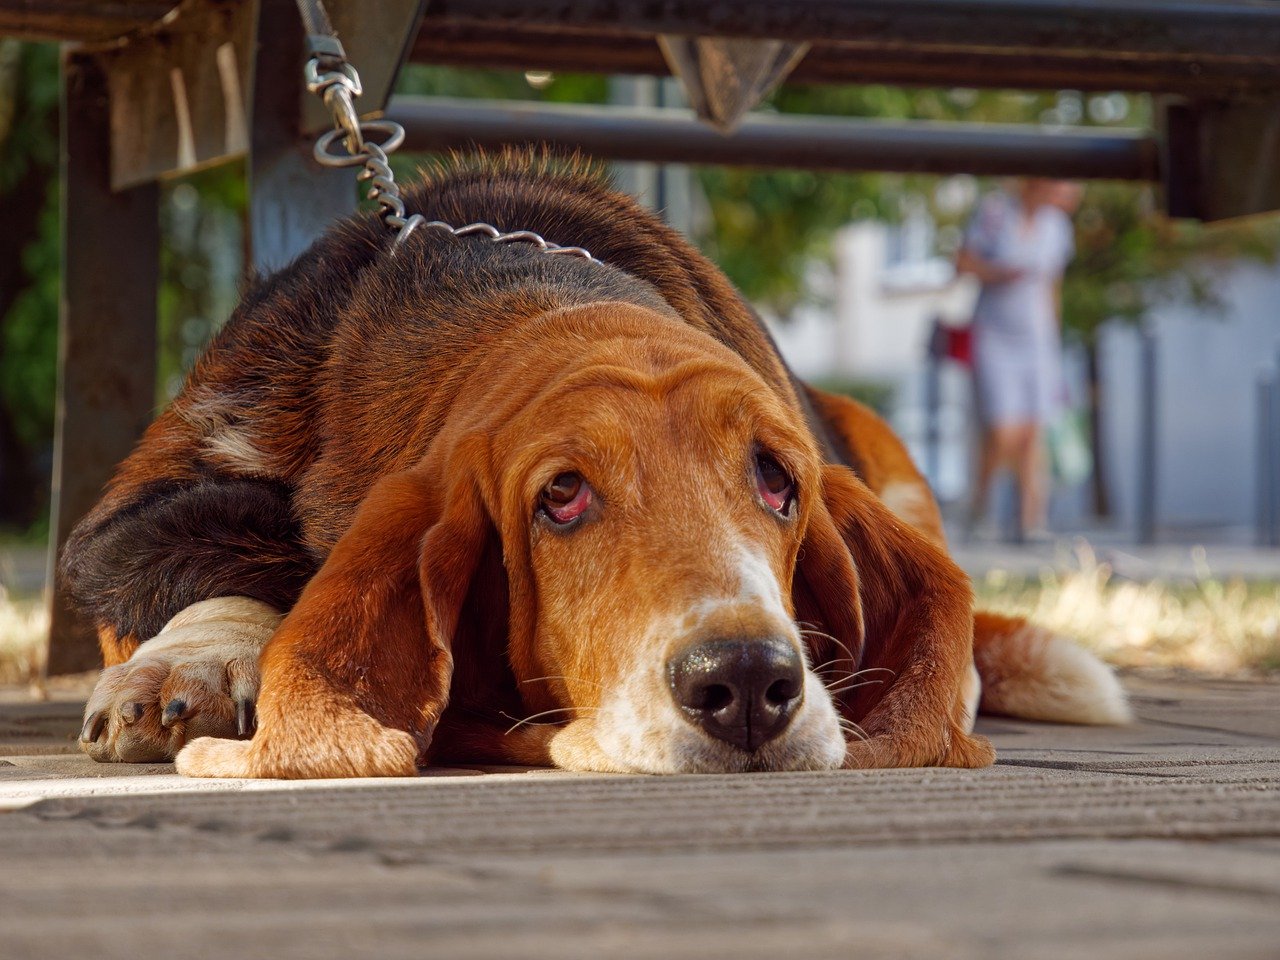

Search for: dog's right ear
xmin=177 ymin=446 xmax=494 ymax=779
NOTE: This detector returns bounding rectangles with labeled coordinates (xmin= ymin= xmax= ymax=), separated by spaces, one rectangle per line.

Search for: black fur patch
xmin=60 ymin=479 xmax=317 ymax=641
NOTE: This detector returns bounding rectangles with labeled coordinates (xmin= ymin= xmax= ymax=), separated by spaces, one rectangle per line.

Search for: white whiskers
xmin=501 ymin=706 xmax=599 ymax=735
xmin=837 ymin=717 xmax=870 ymax=744
xmin=519 ymin=675 xmax=606 ymax=689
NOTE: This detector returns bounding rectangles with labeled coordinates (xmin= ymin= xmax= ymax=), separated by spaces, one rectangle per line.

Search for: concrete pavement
xmin=3 ymin=674 xmax=1278 ymax=959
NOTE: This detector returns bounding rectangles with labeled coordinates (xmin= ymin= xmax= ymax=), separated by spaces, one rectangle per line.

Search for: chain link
xmin=303 ymin=49 xmax=424 ymax=250
xmin=419 ymin=221 xmax=599 ymax=264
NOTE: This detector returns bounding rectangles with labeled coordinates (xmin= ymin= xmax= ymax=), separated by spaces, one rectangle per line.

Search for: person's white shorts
xmin=972 ymin=333 xmax=1058 ymax=426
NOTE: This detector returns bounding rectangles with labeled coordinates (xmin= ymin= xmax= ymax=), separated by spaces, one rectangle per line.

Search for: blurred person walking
xmin=957 ymin=179 xmax=1082 ymax=541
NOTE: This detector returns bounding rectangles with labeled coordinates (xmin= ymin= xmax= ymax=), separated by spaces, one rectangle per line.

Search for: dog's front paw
xmin=842 ymin=726 xmax=995 ymax=770
xmin=79 ymin=598 xmax=281 ymax=763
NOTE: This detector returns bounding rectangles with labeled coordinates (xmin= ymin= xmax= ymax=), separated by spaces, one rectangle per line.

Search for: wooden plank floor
xmin=3 ymin=674 xmax=1278 ymax=959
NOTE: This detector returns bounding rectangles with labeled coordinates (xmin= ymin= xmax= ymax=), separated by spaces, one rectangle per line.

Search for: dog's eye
xmin=755 ymin=454 xmax=794 ymax=513
xmin=541 ymin=472 xmax=592 ymax=525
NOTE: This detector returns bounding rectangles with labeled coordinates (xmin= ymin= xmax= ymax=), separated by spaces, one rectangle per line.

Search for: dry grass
xmin=975 ymin=544 xmax=1280 ymax=675
xmin=0 ymin=587 xmax=47 ymax=685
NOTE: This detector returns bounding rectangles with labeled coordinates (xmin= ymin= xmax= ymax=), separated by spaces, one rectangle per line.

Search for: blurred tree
xmin=698 ymin=86 xmax=1066 ymax=314
xmin=0 ymin=41 xmax=58 ymax=531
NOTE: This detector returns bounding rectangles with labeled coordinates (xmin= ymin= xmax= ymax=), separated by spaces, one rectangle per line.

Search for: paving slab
xmin=3 ymin=674 xmax=1278 ymax=959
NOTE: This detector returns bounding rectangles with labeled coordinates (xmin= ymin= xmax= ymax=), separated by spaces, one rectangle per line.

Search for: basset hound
xmin=63 ymin=153 xmax=1129 ymax=778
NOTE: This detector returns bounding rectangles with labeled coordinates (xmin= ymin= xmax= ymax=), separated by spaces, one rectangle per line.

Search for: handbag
xmin=1047 ymin=408 xmax=1093 ymax=486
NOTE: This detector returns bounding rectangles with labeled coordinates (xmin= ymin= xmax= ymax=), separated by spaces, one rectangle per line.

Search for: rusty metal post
xmin=247 ymin=0 xmax=356 ymax=272
xmin=1135 ymin=327 xmax=1159 ymax=546
xmin=1257 ymin=371 xmax=1276 ymax=547
xmin=45 ymin=49 xmax=160 ymax=675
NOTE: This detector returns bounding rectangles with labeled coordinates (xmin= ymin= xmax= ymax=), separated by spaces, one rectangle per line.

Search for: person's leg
xmin=1014 ymin=422 xmax=1049 ymax=536
xmin=970 ymin=423 xmax=1022 ymax=536
xmin=970 ymin=338 xmax=1012 ymax=530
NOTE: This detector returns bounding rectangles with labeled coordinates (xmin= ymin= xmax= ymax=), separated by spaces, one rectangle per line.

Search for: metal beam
xmin=1162 ymin=98 xmax=1280 ymax=222
xmin=101 ymin=0 xmax=255 ymax=190
xmin=411 ymin=23 xmax=1280 ymax=97
xmin=0 ymin=1 xmax=174 ymax=42
xmin=46 ymin=48 xmax=160 ymax=675
xmin=388 ymin=96 xmax=1161 ymax=181
xmin=421 ymin=0 xmax=1280 ymax=62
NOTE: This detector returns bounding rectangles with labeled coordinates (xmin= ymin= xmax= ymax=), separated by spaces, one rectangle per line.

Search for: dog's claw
xmin=80 ymin=711 xmax=107 ymax=744
xmin=235 ymin=697 xmax=256 ymax=737
xmin=161 ymin=698 xmax=188 ymax=728
xmin=120 ymin=702 xmax=145 ymax=725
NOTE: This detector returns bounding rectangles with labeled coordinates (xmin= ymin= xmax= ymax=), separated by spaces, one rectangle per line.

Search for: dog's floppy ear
xmin=793 ymin=479 xmax=865 ymax=684
xmin=176 ymin=447 xmax=495 ymax=779
xmin=799 ymin=464 xmax=994 ymax=770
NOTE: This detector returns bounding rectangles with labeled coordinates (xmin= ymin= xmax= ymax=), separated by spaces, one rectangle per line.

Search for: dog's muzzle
xmin=667 ymin=637 xmax=804 ymax=752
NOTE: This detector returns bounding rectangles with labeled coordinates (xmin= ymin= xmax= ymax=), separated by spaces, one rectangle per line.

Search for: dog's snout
xmin=668 ymin=638 xmax=804 ymax=752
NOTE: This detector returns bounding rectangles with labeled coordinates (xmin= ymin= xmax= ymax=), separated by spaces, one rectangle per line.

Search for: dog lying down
xmin=63 ymin=153 xmax=1130 ymax=779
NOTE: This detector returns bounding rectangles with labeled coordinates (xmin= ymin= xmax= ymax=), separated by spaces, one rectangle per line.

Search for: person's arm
xmin=955 ymin=246 xmax=1023 ymax=285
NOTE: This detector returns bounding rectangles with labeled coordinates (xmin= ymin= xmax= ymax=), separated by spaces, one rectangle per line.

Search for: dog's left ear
xmin=177 ymin=447 xmax=495 ymax=779
xmin=796 ymin=464 xmax=995 ymax=770
xmin=793 ymin=479 xmax=866 ymax=683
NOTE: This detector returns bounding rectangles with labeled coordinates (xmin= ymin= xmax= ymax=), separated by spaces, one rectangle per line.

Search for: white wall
xmin=1101 ymin=262 xmax=1280 ymax=535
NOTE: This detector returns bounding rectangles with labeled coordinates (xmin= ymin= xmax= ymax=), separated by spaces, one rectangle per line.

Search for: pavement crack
xmin=1053 ymin=864 xmax=1280 ymax=903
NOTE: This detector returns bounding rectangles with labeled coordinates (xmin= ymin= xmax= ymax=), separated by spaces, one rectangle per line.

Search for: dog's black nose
xmin=668 ymin=638 xmax=804 ymax=752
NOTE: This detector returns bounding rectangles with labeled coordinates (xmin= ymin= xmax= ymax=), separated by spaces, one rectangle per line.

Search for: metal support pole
xmin=1257 ymin=371 xmax=1277 ymax=547
xmin=1136 ymin=327 xmax=1159 ymax=546
xmin=924 ymin=320 xmax=944 ymax=493
xmin=1272 ymin=349 xmax=1280 ymax=546
xmin=247 ymin=0 xmax=356 ymax=272
xmin=45 ymin=49 xmax=160 ymax=675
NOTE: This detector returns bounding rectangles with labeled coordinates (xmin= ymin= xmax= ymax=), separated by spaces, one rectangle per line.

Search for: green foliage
xmin=157 ymin=163 xmax=248 ymax=400
xmin=396 ymin=64 xmax=608 ymax=105
xmin=0 ymin=42 xmax=59 ymax=451
xmin=1 ymin=196 xmax=58 ymax=449
xmin=1064 ymin=182 xmax=1280 ymax=343
xmin=696 ymin=86 xmax=1069 ymax=312
xmin=809 ymin=377 xmax=896 ymax=416
xmin=699 ymin=84 xmax=1280 ymax=339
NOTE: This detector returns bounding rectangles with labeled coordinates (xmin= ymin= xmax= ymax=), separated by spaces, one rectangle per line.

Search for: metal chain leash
xmin=294 ymin=0 xmax=598 ymax=263
xmin=297 ymin=0 xmax=424 ymax=250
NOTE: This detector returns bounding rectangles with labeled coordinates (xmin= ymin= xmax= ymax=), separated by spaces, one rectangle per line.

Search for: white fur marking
xmin=959 ymin=662 xmax=982 ymax=733
xmin=878 ymin=480 xmax=932 ymax=526
xmin=203 ymin=426 xmax=270 ymax=476
xmin=139 ymin=597 xmax=282 ymax=659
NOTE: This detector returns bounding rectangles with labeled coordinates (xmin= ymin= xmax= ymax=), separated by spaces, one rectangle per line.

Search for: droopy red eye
xmin=755 ymin=454 xmax=794 ymax=513
xmin=541 ymin=472 xmax=592 ymax=525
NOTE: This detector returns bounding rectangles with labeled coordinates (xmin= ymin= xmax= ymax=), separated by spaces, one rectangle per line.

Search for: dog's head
xmin=402 ymin=302 xmax=865 ymax=773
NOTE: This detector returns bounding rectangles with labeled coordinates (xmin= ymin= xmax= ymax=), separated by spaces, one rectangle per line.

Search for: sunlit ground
xmin=0 ymin=587 xmax=47 ymax=685
xmin=1 ymin=546 xmax=1278 ymax=685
